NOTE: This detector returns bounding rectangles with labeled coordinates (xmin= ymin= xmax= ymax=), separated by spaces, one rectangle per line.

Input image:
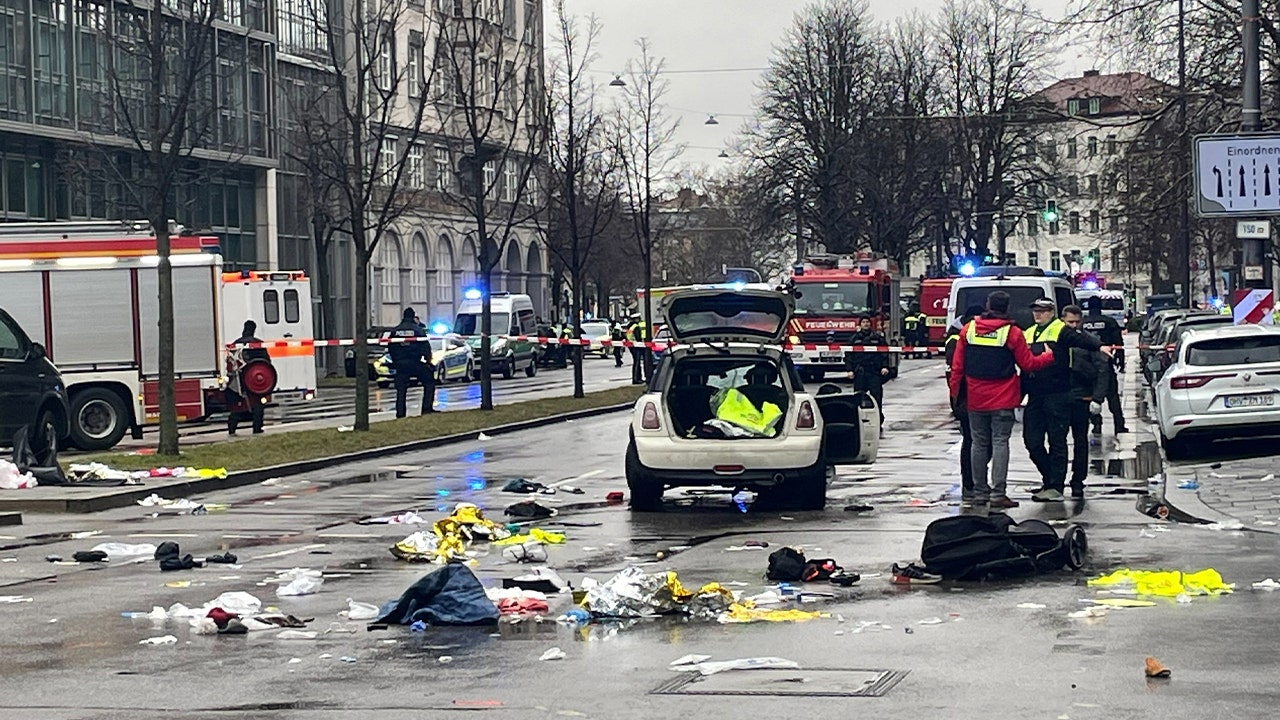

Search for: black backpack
xmin=766 ymin=547 xmax=807 ymax=582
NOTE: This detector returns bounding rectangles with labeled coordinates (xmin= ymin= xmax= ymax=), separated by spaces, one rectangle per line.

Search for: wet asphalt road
xmin=5 ymin=358 xmax=1280 ymax=719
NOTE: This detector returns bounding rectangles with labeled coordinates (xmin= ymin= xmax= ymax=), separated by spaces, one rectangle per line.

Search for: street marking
xmin=249 ymin=543 xmax=327 ymax=561
xmin=548 ymin=469 xmax=604 ymax=488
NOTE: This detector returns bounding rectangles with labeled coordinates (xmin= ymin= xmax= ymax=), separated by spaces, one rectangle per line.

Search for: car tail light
xmin=797 ymin=400 xmax=816 ymax=429
xmin=640 ymin=401 xmax=661 ymax=430
xmin=1170 ymin=373 xmax=1235 ymax=389
xmin=713 ymin=465 xmax=745 ymax=475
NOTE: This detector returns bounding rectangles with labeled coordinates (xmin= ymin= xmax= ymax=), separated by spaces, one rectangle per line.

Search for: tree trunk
xmin=156 ymin=217 xmax=178 ymax=456
xmin=476 ymin=156 xmax=494 ymax=411
xmin=641 ymin=240 xmax=654 ymax=380
xmin=312 ymin=222 xmax=339 ymax=378
xmin=353 ymin=246 xmax=371 ymax=432
xmin=571 ymin=268 xmax=584 ymax=398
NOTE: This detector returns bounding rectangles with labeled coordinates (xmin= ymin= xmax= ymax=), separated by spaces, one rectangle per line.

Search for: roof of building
xmin=1032 ymin=71 xmax=1172 ymax=117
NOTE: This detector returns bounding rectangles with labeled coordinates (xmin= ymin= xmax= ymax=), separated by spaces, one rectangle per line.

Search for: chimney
xmin=1083 ymin=69 xmax=1100 ymax=78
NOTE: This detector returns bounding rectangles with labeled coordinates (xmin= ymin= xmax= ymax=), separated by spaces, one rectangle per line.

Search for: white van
xmin=220 ymin=270 xmax=317 ymax=402
xmin=454 ymin=292 xmax=539 ymax=379
xmin=947 ymin=268 xmax=1076 ymax=330
xmin=1075 ymin=289 xmax=1127 ymax=323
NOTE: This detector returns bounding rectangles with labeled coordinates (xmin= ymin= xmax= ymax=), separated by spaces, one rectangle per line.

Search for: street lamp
xmin=705 ymin=115 xmax=719 ymax=125
xmin=609 ymin=74 xmax=625 ymax=88
xmin=717 ymin=149 xmax=729 ymax=158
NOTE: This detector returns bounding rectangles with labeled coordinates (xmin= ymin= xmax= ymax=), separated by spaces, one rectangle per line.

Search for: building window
xmin=1106 ymin=135 xmax=1117 ymax=155
xmin=1026 ymin=212 xmax=1039 ymax=236
xmin=1087 ymin=136 xmax=1098 ymax=157
xmin=408 ymin=144 xmax=425 ymax=189
xmin=483 ymin=160 xmax=496 ymax=190
xmin=476 ymin=58 xmax=491 ymax=102
xmin=1028 ymin=251 xmax=1039 ymax=267
xmin=523 ymin=0 xmax=537 ymax=44
xmin=1042 ymin=140 xmax=1057 ymax=160
xmin=1088 ymin=210 xmax=1100 ymax=233
xmin=1086 ymin=174 xmax=1098 ymax=195
xmin=407 ymin=31 xmax=424 ymax=96
xmin=1110 ymin=214 xmax=1120 ymax=232
xmin=1067 ymin=99 xmax=1080 ymax=116
xmin=1088 ymin=97 xmax=1101 ymax=115
xmin=1066 ymin=138 xmax=1077 ymax=158
xmin=503 ymin=60 xmax=516 ymax=116
xmin=1049 ymin=219 xmax=1059 ymax=236
xmin=378 ymin=137 xmax=397 ymax=185
xmin=408 ymin=235 xmax=429 ymax=304
xmin=1004 ymin=252 xmax=1017 ymax=265
xmin=434 ymin=146 xmax=450 ymax=191
xmin=503 ymin=160 xmax=518 ymax=202
xmin=1050 ymin=251 xmax=1061 ymax=271
xmin=1068 ymin=212 xmax=1080 ymax=234
xmin=377 ymin=27 xmax=395 ymax=91
xmin=503 ymin=0 xmax=516 ymax=37
xmin=1065 ymin=176 xmax=1079 ymax=196
xmin=379 ymin=238 xmax=401 ymax=304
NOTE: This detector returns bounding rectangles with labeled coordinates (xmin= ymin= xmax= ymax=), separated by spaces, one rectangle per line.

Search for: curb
xmin=1 ymin=401 xmax=635 ymax=515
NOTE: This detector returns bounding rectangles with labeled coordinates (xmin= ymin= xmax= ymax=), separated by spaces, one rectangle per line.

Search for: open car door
xmin=816 ymin=391 xmax=879 ymax=464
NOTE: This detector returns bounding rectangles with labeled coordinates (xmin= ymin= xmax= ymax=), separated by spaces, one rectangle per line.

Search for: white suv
xmin=1154 ymin=324 xmax=1280 ymax=460
xmin=625 ymin=287 xmax=879 ymax=511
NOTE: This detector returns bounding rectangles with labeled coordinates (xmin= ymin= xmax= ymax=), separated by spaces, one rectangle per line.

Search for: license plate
xmin=819 ymin=352 xmax=844 ymax=361
xmin=1225 ymin=393 xmax=1275 ymax=409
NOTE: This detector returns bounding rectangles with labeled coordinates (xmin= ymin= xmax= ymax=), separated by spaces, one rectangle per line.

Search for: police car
xmin=625 ymin=287 xmax=879 ymax=511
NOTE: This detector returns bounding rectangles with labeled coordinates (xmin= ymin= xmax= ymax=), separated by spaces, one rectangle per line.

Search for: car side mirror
xmin=30 ymin=342 xmax=46 ymax=360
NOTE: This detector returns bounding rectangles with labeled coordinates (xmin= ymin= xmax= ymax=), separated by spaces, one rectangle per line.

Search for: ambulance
xmin=216 ymin=270 xmax=318 ymax=404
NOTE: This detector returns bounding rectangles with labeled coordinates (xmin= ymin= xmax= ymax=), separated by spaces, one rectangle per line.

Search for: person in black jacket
xmin=846 ymin=316 xmax=889 ymax=435
xmin=945 ymin=304 xmax=985 ymax=509
xmin=227 ymin=320 xmax=271 ymax=435
xmin=1061 ymin=306 xmax=1111 ymax=499
xmin=384 ymin=308 xmax=436 ymax=418
xmin=1080 ymin=295 xmax=1129 ymax=434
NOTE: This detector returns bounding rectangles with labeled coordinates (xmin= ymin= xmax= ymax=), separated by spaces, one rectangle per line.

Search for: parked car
xmin=344 ymin=326 xmax=394 ymax=379
xmin=1140 ymin=309 xmax=1207 ymax=375
xmin=373 ymin=335 xmax=476 ymax=387
xmin=1145 ymin=314 xmax=1234 ymax=385
xmin=626 ymin=287 xmax=879 ymax=512
xmin=579 ymin=321 xmax=613 ymax=358
xmin=0 ymin=308 xmax=70 ymax=452
xmin=1153 ymin=324 xmax=1280 ymax=460
xmin=454 ymin=293 xmax=539 ymax=379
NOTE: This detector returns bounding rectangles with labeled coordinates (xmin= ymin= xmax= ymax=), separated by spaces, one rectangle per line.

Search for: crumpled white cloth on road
xmin=0 ymin=459 xmax=36 ymax=489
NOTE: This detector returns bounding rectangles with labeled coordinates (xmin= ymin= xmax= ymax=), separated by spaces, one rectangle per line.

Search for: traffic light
xmin=1042 ymin=200 xmax=1059 ymax=224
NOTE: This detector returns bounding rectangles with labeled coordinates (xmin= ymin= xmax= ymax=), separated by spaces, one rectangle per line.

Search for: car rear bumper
xmin=1163 ymin=408 xmax=1280 ymax=439
xmin=633 ymin=433 xmax=822 ymax=472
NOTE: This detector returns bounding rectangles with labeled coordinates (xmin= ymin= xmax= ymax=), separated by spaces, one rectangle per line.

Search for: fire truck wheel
xmin=69 ymin=388 xmax=129 ymax=451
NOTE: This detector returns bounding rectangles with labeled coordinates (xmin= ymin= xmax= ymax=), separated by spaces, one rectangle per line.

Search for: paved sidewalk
xmin=1163 ymin=455 xmax=1280 ymax=530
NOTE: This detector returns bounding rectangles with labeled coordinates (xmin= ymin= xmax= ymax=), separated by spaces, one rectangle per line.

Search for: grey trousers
xmin=969 ymin=409 xmax=1016 ymax=501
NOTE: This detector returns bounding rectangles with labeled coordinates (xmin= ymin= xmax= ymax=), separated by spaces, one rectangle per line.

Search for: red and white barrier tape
xmin=228 ymin=335 xmax=939 ymax=354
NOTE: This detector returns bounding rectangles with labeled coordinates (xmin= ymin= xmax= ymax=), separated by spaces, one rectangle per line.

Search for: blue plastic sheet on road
xmin=376 ymin=564 xmax=500 ymax=626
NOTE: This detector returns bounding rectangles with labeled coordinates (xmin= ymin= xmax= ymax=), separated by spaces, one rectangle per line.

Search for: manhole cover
xmin=652 ymin=668 xmax=909 ymax=697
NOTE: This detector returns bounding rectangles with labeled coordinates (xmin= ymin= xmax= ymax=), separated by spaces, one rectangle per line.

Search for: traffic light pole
xmin=1241 ymin=0 xmax=1270 ymax=292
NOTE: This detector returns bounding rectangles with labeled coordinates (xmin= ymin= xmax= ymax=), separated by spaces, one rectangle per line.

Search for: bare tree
xmin=543 ymin=3 xmax=620 ymax=398
xmin=935 ymin=0 xmax=1058 ymax=261
xmin=292 ymin=0 xmax=440 ymax=431
xmin=98 ymin=0 xmax=228 ymax=455
xmin=613 ymin=38 xmax=682 ymax=363
xmin=435 ymin=0 xmax=547 ymax=411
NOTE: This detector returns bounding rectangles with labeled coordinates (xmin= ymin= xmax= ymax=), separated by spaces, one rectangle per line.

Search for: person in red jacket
xmin=947 ymin=291 xmax=1058 ymax=513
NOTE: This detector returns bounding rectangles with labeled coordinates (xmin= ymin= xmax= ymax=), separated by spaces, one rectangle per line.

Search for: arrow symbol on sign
xmin=1240 ymin=166 xmax=1247 ymax=196
xmin=1266 ymin=165 xmax=1272 ymax=196
xmin=1214 ymin=167 xmax=1223 ymax=197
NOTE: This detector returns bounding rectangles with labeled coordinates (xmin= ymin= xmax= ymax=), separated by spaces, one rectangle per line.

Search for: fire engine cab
xmin=786 ymin=252 xmax=903 ymax=382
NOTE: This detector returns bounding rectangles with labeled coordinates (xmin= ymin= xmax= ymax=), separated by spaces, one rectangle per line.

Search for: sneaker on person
xmin=1032 ymin=488 xmax=1064 ymax=502
xmin=891 ymin=562 xmax=941 ymax=584
xmin=989 ymin=496 xmax=1019 ymax=510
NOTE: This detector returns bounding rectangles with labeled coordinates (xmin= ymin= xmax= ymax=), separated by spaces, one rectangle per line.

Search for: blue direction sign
xmin=1195 ymin=133 xmax=1280 ymax=216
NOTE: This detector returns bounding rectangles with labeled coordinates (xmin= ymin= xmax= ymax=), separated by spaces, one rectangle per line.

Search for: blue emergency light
xmin=463 ymin=288 xmax=482 ymax=300
xmin=959 ymin=261 xmax=977 ymax=277
xmin=431 ymin=322 xmax=450 ymax=335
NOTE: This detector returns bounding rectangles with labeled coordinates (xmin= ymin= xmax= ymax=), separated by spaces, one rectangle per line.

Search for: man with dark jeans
xmin=1081 ymin=296 xmax=1129 ymax=434
xmin=384 ymin=308 xmax=436 ymax=418
xmin=1022 ymin=299 xmax=1110 ymax=503
xmin=948 ymin=292 xmax=1057 ymax=513
xmin=847 ymin=317 xmax=889 ymax=435
xmin=1061 ymin=305 xmax=1110 ymax=498
xmin=945 ymin=305 xmax=984 ymax=506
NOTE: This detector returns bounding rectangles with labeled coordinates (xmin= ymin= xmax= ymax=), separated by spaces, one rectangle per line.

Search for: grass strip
xmin=74 ymin=386 xmax=643 ymax=472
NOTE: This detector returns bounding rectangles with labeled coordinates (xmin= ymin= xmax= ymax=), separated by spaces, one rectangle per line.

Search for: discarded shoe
xmin=843 ymin=503 xmax=874 ymax=513
xmin=502 ymin=478 xmax=546 ymax=494
xmin=160 ymin=554 xmax=204 ymax=571
xmin=504 ymin=501 xmax=556 ymax=519
xmin=72 ymin=550 xmax=108 ymax=563
xmin=891 ymin=562 xmax=941 ymax=584
xmin=1145 ymin=656 xmax=1171 ymax=678
xmin=205 ymin=552 xmax=238 ymax=564
xmin=829 ymin=571 xmax=861 ymax=587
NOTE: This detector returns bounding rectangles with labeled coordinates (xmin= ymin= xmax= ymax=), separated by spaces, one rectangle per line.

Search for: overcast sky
xmin=556 ymin=0 xmax=1083 ymax=172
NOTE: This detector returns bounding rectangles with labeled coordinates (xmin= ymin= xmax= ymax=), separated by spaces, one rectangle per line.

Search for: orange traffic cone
xmin=1145 ymin=656 xmax=1171 ymax=678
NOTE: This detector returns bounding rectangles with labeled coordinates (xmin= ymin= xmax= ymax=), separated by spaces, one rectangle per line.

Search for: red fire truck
xmin=919 ymin=277 xmax=955 ymax=345
xmin=786 ymin=252 xmax=903 ymax=382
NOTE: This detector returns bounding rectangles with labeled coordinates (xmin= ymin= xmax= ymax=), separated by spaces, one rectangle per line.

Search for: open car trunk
xmin=664 ymin=354 xmax=791 ymax=439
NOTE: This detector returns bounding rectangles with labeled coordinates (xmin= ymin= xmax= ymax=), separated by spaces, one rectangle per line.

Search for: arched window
xmin=460 ymin=236 xmax=478 ymax=291
xmin=436 ymin=234 xmax=455 ymax=304
xmin=378 ymin=234 xmax=402 ymax=304
xmin=525 ymin=242 xmax=545 ymax=317
xmin=408 ymin=233 xmax=429 ymax=304
xmin=505 ymin=241 xmax=523 ymax=294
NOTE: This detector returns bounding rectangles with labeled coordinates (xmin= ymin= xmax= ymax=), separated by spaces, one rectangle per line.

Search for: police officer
xmin=384 ymin=307 xmax=435 ymax=418
xmin=626 ymin=315 xmax=646 ymax=384
xmin=1022 ymin=298 xmax=1109 ymax=502
xmin=227 ymin=320 xmax=271 ymax=435
xmin=610 ymin=319 xmax=625 ymax=367
xmin=1061 ymin=305 xmax=1110 ymax=499
xmin=847 ymin=316 xmax=889 ymax=435
xmin=903 ymin=306 xmax=922 ymax=358
xmin=1081 ymin=296 xmax=1129 ymax=434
